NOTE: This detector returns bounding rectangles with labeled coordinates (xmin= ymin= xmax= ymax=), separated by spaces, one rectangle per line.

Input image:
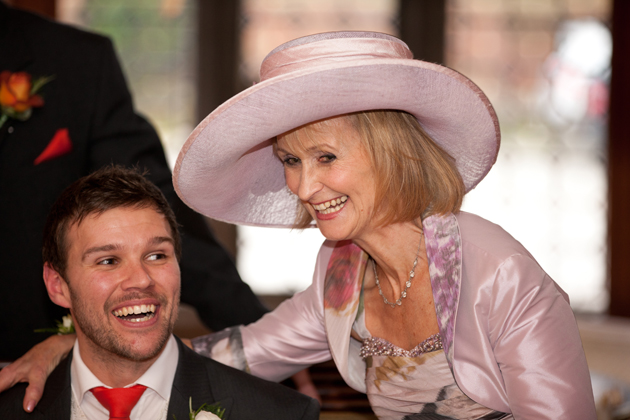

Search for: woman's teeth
xmin=313 ymin=196 xmax=348 ymax=214
xmin=113 ymin=304 xmax=156 ymax=322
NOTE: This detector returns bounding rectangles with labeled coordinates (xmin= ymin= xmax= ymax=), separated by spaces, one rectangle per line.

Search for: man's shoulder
xmin=0 ymin=353 xmax=72 ymax=419
xmin=178 ymin=343 xmax=319 ymax=420
xmin=8 ymin=5 xmax=113 ymax=56
xmin=0 ymin=382 xmax=31 ymax=419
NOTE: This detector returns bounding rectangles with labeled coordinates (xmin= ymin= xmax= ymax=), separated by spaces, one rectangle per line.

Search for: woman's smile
xmin=311 ymin=195 xmax=348 ymax=215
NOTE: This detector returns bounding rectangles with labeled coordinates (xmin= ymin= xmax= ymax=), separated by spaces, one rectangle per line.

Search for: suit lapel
xmin=33 ymin=351 xmax=73 ymax=419
xmin=168 ymin=337 xmax=233 ymax=420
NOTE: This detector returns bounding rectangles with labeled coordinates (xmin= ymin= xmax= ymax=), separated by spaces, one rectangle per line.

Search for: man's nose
xmin=120 ymin=261 xmax=154 ymax=290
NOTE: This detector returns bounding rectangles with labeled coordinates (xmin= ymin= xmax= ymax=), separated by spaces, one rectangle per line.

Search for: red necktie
xmin=90 ymin=384 xmax=148 ymax=420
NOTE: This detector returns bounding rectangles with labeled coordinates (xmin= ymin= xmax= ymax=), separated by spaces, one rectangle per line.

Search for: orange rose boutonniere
xmin=0 ymin=71 xmax=53 ymax=129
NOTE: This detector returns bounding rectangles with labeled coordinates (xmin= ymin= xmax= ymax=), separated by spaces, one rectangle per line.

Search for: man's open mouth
xmin=113 ymin=304 xmax=156 ymax=323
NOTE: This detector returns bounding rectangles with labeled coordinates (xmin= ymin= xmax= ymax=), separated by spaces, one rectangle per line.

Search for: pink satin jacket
xmin=193 ymin=212 xmax=596 ymax=419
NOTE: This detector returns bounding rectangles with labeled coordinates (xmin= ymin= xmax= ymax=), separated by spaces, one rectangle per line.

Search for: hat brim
xmin=173 ymin=58 xmax=500 ymax=227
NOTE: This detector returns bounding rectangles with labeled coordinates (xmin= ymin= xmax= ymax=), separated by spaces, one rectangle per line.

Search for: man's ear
xmin=43 ymin=263 xmax=71 ymax=309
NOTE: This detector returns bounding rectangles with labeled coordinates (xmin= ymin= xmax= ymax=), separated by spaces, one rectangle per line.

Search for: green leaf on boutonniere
xmin=30 ymin=75 xmax=55 ymax=95
xmin=173 ymin=397 xmax=225 ymax=420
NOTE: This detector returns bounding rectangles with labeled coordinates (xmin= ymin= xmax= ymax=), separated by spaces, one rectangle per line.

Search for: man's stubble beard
xmin=70 ymin=288 xmax=180 ymax=363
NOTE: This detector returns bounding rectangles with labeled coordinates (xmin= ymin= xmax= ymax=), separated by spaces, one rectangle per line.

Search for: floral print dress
xmin=354 ymin=305 xmax=511 ymax=420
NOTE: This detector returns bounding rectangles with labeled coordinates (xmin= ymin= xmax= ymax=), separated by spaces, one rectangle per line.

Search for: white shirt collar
xmin=71 ymin=334 xmax=179 ymax=404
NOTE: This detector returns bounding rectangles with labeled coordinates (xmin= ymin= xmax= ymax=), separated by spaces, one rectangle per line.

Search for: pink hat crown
xmin=260 ymin=32 xmax=412 ymax=81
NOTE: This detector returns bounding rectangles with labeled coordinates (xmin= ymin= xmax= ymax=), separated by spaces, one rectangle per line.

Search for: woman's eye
xmin=282 ymin=156 xmax=300 ymax=166
xmin=320 ymin=154 xmax=336 ymax=163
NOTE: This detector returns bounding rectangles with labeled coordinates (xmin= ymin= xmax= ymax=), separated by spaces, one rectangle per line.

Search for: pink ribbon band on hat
xmin=260 ymin=38 xmax=413 ymax=81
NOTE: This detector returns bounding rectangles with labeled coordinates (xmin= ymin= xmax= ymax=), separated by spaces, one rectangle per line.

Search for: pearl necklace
xmin=372 ymin=231 xmax=423 ymax=308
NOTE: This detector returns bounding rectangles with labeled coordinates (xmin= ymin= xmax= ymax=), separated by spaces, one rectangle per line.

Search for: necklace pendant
xmin=371 ymin=229 xmax=423 ymax=309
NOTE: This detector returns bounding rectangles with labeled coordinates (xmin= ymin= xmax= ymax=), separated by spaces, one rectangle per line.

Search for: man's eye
xmin=97 ymin=258 xmax=116 ymax=265
xmin=147 ymin=253 xmax=166 ymax=261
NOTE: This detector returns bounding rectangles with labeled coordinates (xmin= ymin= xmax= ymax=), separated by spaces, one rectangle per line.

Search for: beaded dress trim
xmin=360 ymin=333 xmax=443 ymax=358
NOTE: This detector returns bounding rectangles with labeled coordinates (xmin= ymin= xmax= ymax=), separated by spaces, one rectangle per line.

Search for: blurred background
xmin=8 ymin=0 xmax=630 ymax=417
xmin=52 ymin=0 xmax=612 ymax=311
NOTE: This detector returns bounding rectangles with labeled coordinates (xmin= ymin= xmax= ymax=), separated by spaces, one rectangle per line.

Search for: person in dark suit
xmin=0 ymin=1 xmax=267 ymax=362
xmin=0 ymin=338 xmax=319 ymax=420
xmin=0 ymin=166 xmax=319 ymax=420
xmin=1 ymin=338 xmax=319 ymax=420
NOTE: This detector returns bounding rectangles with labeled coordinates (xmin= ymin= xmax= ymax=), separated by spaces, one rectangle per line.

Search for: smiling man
xmin=0 ymin=166 xmax=319 ymax=420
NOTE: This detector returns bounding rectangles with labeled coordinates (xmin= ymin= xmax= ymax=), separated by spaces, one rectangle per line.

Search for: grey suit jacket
xmin=0 ymin=337 xmax=320 ymax=419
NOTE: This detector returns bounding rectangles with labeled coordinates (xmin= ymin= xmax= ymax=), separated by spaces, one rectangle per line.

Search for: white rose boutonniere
xmin=194 ymin=411 xmax=222 ymax=420
xmin=62 ymin=315 xmax=73 ymax=330
xmin=174 ymin=397 xmax=225 ymax=420
xmin=34 ymin=315 xmax=75 ymax=335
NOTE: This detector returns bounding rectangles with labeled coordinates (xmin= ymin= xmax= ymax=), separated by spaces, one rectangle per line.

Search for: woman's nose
xmin=296 ymin=165 xmax=322 ymax=202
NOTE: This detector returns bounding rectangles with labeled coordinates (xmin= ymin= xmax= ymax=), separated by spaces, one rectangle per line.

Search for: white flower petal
xmin=62 ymin=316 xmax=73 ymax=329
xmin=195 ymin=412 xmax=221 ymax=420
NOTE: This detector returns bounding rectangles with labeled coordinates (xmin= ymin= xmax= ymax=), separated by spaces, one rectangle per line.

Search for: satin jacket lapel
xmin=33 ymin=352 xmax=73 ymax=419
xmin=323 ymin=240 xmax=368 ymax=390
xmin=168 ymin=337 xmax=233 ymax=420
xmin=423 ymin=213 xmax=463 ymax=371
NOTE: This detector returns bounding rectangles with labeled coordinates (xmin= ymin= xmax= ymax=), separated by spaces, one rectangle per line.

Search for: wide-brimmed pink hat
xmin=174 ymin=31 xmax=500 ymax=227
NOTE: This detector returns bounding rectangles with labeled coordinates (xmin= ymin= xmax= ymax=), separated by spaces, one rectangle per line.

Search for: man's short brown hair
xmin=42 ymin=165 xmax=181 ymax=278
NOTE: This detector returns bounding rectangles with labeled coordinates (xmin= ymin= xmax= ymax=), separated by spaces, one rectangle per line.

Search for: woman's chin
xmin=316 ymin=223 xmax=355 ymax=242
xmin=314 ymin=212 xmax=367 ymax=242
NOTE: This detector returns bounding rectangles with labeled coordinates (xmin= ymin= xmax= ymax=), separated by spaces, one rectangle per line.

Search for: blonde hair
xmin=284 ymin=110 xmax=465 ymax=229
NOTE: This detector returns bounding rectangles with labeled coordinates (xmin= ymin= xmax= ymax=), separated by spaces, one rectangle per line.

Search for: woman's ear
xmin=43 ymin=263 xmax=71 ymax=309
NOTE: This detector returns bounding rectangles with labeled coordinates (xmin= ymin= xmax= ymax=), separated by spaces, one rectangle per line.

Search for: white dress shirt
xmin=70 ymin=335 xmax=179 ymax=420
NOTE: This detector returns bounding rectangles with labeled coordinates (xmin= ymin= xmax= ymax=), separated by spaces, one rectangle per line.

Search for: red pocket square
xmin=34 ymin=128 xmax=73 ymax=165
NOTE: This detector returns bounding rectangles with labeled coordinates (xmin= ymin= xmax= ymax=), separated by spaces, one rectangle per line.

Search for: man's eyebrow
xmin=81 ymin=237 xmax=173 ymax=262
xmin=82 ymin=244 xmax=121 ymax=262
xmin=149 ymin=236 xmax=174 ymax=247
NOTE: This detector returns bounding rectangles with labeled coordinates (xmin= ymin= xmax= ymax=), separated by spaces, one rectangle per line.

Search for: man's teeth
xmin=313 ymin=196 xmax=348 ymax=214
xmin=113 ymin=304 xmax=156 ymax=322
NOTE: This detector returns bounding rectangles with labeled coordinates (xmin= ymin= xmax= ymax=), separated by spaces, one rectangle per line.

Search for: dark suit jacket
xmin=0 ymin=337 xmax=320 ymax=419
xmin=0 ymin=4 xmax=268 ymax=359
